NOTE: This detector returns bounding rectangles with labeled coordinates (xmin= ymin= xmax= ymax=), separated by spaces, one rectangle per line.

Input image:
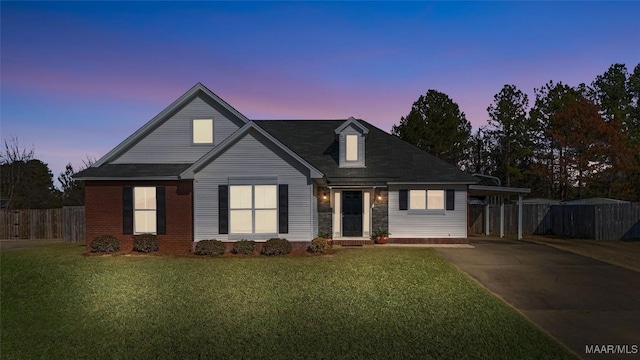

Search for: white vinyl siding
xmin=193 ymin=119 xmax=213 ymax=144
xmin=389 ymin=185 xmax=467 ymax=238
xmin=346 ymin=135 xmax=358 ymax=161
xmin=194 ymin=129 xmax=314 ymax=242
xmin=134 ymin=187 xmax=156 ymax=234
xmin=112 ymin=96 xmax=243 ymax=163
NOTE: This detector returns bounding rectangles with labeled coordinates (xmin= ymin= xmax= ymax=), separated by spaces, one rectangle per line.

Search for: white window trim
xmin=134 ymin=187 xmax=157 ymax=234
xmin=408 ymin=189 xmax=446 ymax=214
xmin=229 ymin=184 xmax=277 ymax=235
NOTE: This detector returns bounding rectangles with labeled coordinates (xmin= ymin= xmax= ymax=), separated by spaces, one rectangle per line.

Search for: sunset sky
xmin=2 ymin=1 xmax=639 ymax=184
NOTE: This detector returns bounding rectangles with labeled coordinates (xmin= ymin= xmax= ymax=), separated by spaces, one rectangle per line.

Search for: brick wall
xmin=85 ymin=180 xmax=193 ymax=254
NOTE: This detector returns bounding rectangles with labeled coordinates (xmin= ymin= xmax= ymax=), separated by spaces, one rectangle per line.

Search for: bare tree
xmin=1 ymin=137 xmax=35 ymax=210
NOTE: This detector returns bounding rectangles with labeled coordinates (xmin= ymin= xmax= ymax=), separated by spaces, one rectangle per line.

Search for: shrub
xmin=308 ymin=236 xmax=330 ymax=254
xmin=232 ymin=240 xmax=256 ymax=255
xmin=90 ymin=235 xmax=120 ymax=253
xmin=260 ymin=238 xmax=292 ymax=256
xmin=133 ymin=233 xmax=159 ymax=253
xmin=195 ymin=239 xmax=226 ymax=256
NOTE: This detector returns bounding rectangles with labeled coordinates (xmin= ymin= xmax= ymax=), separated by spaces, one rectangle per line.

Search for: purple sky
xmin=2 ymin=1 xmax=639 ymax=185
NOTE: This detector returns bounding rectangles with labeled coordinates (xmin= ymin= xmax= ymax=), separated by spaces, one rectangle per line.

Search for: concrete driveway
xmin=436 ymin=239 xmax=640 ymax=360
xmin=0 ymin=239 xmax=63 ymax=250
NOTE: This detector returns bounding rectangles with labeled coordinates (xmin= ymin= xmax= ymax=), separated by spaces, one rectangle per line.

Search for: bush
xmin=308 ymin=236 xmax=330 ymax=254
xmin=195 ymin=239 xmax=226 ymax=256
xmin=90 ymin=235 xmax=120 ymax=253
xmin=133 ymin=233 xmax=159 ymax=253
xmin=232 ymin=240 xmax=256 ymax=255
xmin=260 ymin=238 xmax=292 ymax=256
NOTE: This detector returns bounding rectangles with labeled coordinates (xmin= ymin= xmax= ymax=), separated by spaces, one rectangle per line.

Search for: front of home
xmin=75 ymin=83 xmax=478 ymax=252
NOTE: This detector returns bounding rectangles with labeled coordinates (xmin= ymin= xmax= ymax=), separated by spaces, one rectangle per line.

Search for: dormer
xmin=334 ymin=117 xmax=369 ymax=168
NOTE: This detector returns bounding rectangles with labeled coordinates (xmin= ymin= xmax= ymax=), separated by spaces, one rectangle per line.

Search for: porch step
xmin=332 ymin=240 xmax=374 ymax=246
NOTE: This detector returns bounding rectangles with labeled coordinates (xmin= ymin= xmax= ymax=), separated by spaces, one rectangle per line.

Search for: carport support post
xmin=518 ymin=194 xmax=523 ymax=240
xmin=484 ymin=200 xmax=490 ymax=235
xmin=499 ymin=197 xmax=504 ymax=238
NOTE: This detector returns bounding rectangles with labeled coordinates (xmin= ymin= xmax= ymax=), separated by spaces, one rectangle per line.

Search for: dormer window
xmin=346 ymin=135 xmax=358 ymax=161
xmin=335 ymin=117 xmax=368 ymax=168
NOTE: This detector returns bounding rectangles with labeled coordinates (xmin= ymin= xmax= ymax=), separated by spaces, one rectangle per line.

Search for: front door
xmin=342 ymin=191 xmax=363 ymax=237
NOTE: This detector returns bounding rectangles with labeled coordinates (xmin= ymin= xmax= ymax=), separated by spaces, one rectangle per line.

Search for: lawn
xmin=0 ymin=244 xmax=575 ymax=359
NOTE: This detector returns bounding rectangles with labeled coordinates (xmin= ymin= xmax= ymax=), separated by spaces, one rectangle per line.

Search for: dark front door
xmin=342 ymin=191 xmax=363 ymax=237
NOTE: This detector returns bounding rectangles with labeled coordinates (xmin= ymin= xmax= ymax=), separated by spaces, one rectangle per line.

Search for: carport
xmin=468 ymin=184 xmax=531 ymax=240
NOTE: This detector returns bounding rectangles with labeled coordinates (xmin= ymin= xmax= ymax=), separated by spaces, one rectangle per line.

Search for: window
xmin=193 ymin=119 xmax=213 ymax=144
xmin=408 ymin=189 xmax=445 ymax=210
xmin=409 ymin=190 xmax=426 ymax=210
xmin=134 ymin=187 xmax=156 ymax=233
xmin=229 ymin=185 xmax=277 ymax=234
xmin=346 ymin=135 xmax=358 ymax=161
xmin=427 ymin=190 xmax=445 ymax=210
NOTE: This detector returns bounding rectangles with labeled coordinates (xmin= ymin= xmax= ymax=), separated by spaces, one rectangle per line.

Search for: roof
xmin=254 ymin=119 xmax=478 ymax=186
xmin=74 ymin=164 xmax=191 ymax=180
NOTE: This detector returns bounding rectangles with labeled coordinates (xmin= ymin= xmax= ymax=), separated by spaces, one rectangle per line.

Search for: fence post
xmin=518 ymin=195 xmax=523 ymax=240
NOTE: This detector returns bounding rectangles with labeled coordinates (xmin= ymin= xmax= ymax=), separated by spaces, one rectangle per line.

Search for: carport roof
xmin=468 ymin=184 xmax=531 ymax=197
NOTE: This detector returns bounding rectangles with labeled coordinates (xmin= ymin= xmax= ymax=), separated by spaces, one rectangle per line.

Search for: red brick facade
xmin=85 ymin=180 xmax=193 ymax=254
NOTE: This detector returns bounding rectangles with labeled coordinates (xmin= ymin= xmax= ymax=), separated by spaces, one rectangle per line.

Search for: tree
xmin=461 ymin=127 xmax=495 ymax=175
xmin=0 ymin=137 xmax=35 ymax=210
xmin=392 ymin=90 xmax=471 ymax=166
xmin=58 ymin=155 xmax=95 ymax=206
xmin=485 ymin=84 xmax=537 ymax=187
xmin=591 ymin=63 xmax=631 ymax=125
xmin=1 ymin=137 xmax=60 ymax=209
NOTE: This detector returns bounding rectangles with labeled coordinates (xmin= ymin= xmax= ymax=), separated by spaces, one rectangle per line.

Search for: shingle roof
xmin=254 ymin=120 xmax=478 ymax=186
xmin=74 ymin=164 xmax=191 ymax=180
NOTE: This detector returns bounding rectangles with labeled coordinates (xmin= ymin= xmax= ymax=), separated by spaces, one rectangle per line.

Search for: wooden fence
xmin=469 ymin=203 xmax=640 ymax=241
xmin=0 ymin=207 xmax=85 ymax=242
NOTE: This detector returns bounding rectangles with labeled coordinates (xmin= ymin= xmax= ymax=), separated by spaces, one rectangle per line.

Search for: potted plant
xmin=372 ymin=228 xmax=390 ymax=244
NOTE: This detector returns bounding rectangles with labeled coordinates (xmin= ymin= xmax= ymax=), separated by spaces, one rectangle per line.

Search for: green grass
xmin=1 ymin=244 xmax=575 ymax=359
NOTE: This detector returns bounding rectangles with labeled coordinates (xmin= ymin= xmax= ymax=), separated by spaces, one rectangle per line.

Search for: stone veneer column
xmin=317 ymin=186 xmax=332 ymax=236
xmin=371 ymin=189 xmax=388 ymax=232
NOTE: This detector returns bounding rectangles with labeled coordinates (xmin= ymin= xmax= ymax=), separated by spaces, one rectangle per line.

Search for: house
xmin=75 ymin=83 xmax=479 ymax=253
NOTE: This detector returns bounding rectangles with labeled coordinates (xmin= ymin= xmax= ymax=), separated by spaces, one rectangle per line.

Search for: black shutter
xmin=219 ymin=185 xmax=228 ymax=234
xmin=399 ymin=189 xmax=408 ymax=210
xmin=123 ymin=187 xmax=133 ymax=234
xmin=156 ymin=187 xmax=166 ymax=235
xmin=446 ymin=189 xmax=455 ymax=211
xmin=278 ymin=184 xmax=288 ymax=234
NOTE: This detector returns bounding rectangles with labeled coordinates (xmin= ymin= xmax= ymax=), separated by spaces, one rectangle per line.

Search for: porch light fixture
xmin=322 ymin=192 xmax=327 ymax=200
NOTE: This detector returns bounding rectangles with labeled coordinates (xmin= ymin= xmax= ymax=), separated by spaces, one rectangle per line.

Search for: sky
xmin=2 ymin=1 xmax=639 ymax=186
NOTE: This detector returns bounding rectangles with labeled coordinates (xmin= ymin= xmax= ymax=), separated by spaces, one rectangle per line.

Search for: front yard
xmin=0 ymin=244 xmax=574 ymax=359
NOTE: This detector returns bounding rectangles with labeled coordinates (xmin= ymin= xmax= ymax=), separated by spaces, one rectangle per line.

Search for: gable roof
xmin=254 ymin=120 xmax=478 ymax=186
xmin=180 ymin=122 xmax=324 ymax=180
xmin=334 ymin=116 xmax=369 ymax=135
xmin=93 ymin=83 xmax=250 ymax=167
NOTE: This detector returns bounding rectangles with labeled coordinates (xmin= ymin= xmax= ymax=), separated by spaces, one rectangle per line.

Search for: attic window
xmin=346 ymin=135 xmax=358 ymax=161
xmin=193 ymin=119 xmax=213 ymax=144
